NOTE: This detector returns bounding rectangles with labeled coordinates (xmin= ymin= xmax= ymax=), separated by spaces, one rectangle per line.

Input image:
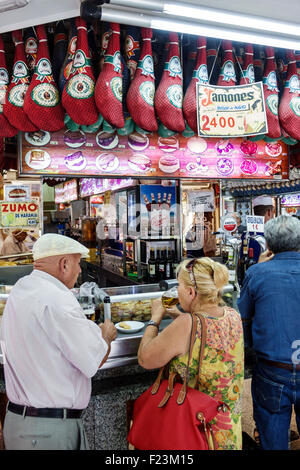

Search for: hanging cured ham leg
xmin=3 ymin=30 xmax=37 ymax=132
xmin=279 ymin=50 xmax=300 ymax=140
xmin=183 ymin=36 xmax=208 ymax=133
xmin=262 ymin=47 xmax=281 ymax=139
xmin=23 ymin=24 xmax=65 ymax=132
xmin=0 ymin=35 xmax=18 ymax=137
xmin=240 ymin=44 xmax=255 ymax=85
xmin=217 ymin=40 xmax=237 ymax=86
xmin=62 ymin=17 xmax=99 ymax=126
xmin=154 ymin=32 xmax=185 ymax=133
xmin=95 ymin=23 xmax=124 ymax=129
xmin=127 ymin=28 xmax=158 ymax=132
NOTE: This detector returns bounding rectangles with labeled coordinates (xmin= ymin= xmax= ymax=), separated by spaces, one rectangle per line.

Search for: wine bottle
xmin=148 ymin=247 xmax=157 ymax=282
xmin=164 ymin=248 xmax=171 ymax=279
xmin=172 ymin=250 xmax=179 ymax=278
xmin=157 ymin=248 xmax=166 ymax=281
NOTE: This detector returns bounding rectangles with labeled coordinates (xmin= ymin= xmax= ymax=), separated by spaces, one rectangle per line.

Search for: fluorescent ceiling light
xmin=0 ymin=0 xmax=30 ymax=13
xmin=107 ymin=0 xmax=300 ymax=38
xmin=100 ymin=5 xmax=300 ymax=50
xmin=163 ymin=2 xmax=300 ymax=38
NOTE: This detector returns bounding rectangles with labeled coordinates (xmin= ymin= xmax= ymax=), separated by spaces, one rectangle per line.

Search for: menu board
xmin=19 ymin=129 xmax=289 ymax=180
xmin=54 ymin=179 xmax=77 ymax=203
xmin=79 ymin=177 xmax=135 ymax=198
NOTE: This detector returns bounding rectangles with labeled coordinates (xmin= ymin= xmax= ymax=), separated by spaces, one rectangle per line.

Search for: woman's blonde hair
xmin=176 ymin=257 xmax=229 ymax=305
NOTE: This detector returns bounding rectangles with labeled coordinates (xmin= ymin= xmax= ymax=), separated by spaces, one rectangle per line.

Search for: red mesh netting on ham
xmin=217 ymin=41 xmax=237 ymax=86
xmin=183 ymin=36 xmax=208 ymax=133
xmin=263 ymin=47 xmax=281 ymax=139
xmin=240 ymin=44 xmax=255 ymax=85
xmin=154 ymin=32 xmax=185 ymax=133
xmin=3 ymin=30 xmax=37 ymax=132
xmin=127 ymin=28 xmax=157 ymax=132
xmin=95 ymin=23 xmax=124 ymax=128
xmin=62 ymin=17 xmax=99 ymax=126
xmin=279 ymin=50 xmax=300 ymax=140
xmin=0 ymin=35 xmax=18 ymax=137
xmin=23 ymin=25 xmax=65 ymax=132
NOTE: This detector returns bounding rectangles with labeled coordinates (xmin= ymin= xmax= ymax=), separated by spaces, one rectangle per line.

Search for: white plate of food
xmin=115 ymin=321 xmax=145 ymax=334
xmin=96 ymin=153 xmax=120 ymax=172
xmin=25 ymin=149 xmax=51 ymax=170
xmin=25 ymin=130 xmax=51 ymax=146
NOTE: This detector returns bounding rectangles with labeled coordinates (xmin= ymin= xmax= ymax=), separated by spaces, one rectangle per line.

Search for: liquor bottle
xmin=226 ymin=246 xmax=236 ymax=285
xmin=157 ymin=248 xmax=166 ymax=281
xmin=166 ymin=193 xmax=172 ymax=207
xmin=151 ymin=193 xmax=156 ymax=205
xmin=143 ymin=194 xmax=151 ymax=237
xmin=165 ymin=248 xmax=172 ymax=279
xmin=148 ymin=247 xmax=157 ymax=282
xmin=143 ymin=193 xmax=151 ymax=212
xmin=162 ymin=193 xmax=167 ymax=207
xmin=157 ymin=192 xmax=162 ymax=207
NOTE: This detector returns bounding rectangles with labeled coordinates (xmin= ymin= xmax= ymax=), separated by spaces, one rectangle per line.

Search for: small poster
xmin=0 ymin=201 xmax=39 ymax=228
xmin=4 ymin=184 xmax=30 ymax=201
xmin=140 ymin=185 xmax=177 ymax=239
xmin=197 ymin=82 xmax=268 ymax=137
xmin=188 ymin=190 xmax=215 ymax=212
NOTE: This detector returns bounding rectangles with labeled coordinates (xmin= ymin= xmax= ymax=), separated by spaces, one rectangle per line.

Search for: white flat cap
xmin=33 ymin=234 xmax=89 ymax=261
xmin=253 ymin=195 xmax=273 ymax=207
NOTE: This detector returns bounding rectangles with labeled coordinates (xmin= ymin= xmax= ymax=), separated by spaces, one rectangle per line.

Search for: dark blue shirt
xmin=237 ymin=252 xmax=300 ymax=363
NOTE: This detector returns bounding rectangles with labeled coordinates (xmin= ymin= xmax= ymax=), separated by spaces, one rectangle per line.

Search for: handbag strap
xmin=193 ymin=312 xmax=207 ymax=389
xmin=176 ymin=313 xmax=198 ymax=405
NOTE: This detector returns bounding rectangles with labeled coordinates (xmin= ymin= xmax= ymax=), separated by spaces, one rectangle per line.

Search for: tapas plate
xmin=115 ymin=321 xmax=145 ymax=334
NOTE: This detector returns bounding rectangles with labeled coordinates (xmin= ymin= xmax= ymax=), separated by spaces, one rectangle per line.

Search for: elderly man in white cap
xmin=0 ymin=234 xmax=116 ymax=450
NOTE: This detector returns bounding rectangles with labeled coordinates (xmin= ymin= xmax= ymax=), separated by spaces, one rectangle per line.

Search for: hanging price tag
xmin=246 ymin=215 xmax=264 ymax=233
xmin=196 ymin=82 xmax=268 ymax=137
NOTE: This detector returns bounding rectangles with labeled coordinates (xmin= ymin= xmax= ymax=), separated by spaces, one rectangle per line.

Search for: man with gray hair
xmin=238 ymin=215 xmax=300 ymax=450
xmin=1 ymin=234 xmax=116 ymax=450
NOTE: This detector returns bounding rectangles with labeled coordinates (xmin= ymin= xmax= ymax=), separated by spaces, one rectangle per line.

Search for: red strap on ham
xmin=183 ymin=36 xmax=208 ymax=133
xmin=217 ymin=41 xmax=237 ymax=86
xmin=154 ymin=32 xmax=185 ymax=133
xmin=62 ymin=17 xmax=99 ymax=126
xmin=279 ymin=50 xmax=300 ymax=140
xmin=23 ymin=24 xmax=65 ymax=132
xmin=95 ymin=23 xmax=125 ymax=129
xmin=0 ymin=34 xmax=18 ymax=137
xmin=3 ymin=30 xmax=37 ymax=132
xmin=263 ymin=47 xmax=281 ymax=139
xmin=240 ymin=44 xmax=255 ymax=85
xmin=127 ymin=28 xmax=158 ymax=132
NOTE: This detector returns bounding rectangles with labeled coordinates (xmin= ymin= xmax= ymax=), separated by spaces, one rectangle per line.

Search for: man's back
xmin=1 ymin=269 xmax=106 ymax=409
xmin=238 ymin=252 xmax=300 ymax=363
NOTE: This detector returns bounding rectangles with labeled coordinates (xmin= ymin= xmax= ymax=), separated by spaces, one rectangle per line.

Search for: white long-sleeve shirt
xmin=0 ymin=270 xmax=108 ymax=409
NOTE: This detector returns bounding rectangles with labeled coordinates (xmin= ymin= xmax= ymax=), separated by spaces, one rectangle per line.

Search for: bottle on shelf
xmin=157 ymin=247 xmax=166 ymax=281
xmin=151 ymin=193 xmax=156 ymax=205
xmin=226 ymin=246 xmax=237 ymax=285
xmin=165 ymin=247 xmax=173 ymax=279
xmin=148 ymin=247 xmax=157 ymax=282
xmin=143 ymin=194 xmax=152 ymax=237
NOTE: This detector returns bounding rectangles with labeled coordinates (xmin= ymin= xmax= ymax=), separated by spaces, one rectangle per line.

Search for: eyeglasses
xmin=186 ymin=258 xmax=198 ymax=292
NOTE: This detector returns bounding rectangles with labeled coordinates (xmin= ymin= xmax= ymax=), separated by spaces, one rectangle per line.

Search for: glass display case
xmin=97 ymin=283 xmax=163 ymax=323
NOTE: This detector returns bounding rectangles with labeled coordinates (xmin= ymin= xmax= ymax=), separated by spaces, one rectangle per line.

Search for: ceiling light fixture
xmin=82 ymin=3 xmax=300 ymax=50
xmin=89 ymin=0 xmax=300 ymax=38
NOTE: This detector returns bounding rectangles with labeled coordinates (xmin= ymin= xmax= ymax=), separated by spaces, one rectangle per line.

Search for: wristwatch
xmin=146 ymin=320 xmax=160 ymax=330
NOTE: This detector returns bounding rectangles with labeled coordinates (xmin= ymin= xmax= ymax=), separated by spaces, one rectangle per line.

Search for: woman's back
xmin=169 ymin=307 xmax=244 ymax=450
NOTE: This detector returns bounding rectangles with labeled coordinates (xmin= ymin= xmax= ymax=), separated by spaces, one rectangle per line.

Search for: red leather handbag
xmin=127 ymin=313 xmax=230 ymax=450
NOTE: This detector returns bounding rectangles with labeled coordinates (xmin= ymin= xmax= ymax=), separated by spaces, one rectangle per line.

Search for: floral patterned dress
xmin=169 ymin=307 xmax=244 ymax=450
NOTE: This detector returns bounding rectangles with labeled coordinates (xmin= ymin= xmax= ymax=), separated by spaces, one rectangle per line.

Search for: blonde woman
xmin=138 ymin=257 xmax=244 ymax=450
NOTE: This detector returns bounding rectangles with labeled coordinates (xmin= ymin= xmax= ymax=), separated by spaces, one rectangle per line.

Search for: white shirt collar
xmin=31 ymin=269 xmax=70 ymax=292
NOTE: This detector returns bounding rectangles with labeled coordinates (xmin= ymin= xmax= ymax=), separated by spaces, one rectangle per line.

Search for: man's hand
xmin=258 ymin=249 xmax=274 ymax=263
xmin=99 ymin=319 xmax=117 ymax=346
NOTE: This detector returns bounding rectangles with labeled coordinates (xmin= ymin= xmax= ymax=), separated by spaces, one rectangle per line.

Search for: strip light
xmin=99 ymin=4 xmax=300 ymax=50
xmin=105 ymin=0 xmax=300 ymax=38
